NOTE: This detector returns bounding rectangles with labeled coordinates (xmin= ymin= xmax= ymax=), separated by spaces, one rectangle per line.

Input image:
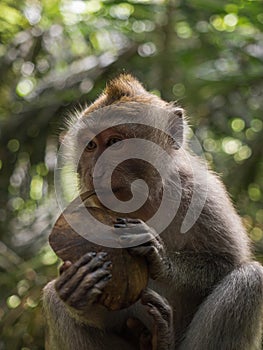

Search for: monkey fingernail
xmin=98 ymin=252 xmax=108 ymax=258
xmin=103 ymin=261 xmax=112 ymax=269
xmin=103 ymin=274 xmax=112 ymax=281
xmin=116 ymin=217 xmax=127 ymax=223
xmin=59 ymin=261 xmax=72 ymax=274
xmin=144 ymin=304 xmax=155 ymax=317
xmin=114 ymin=223 xmax=127 ymax=228
xmin=119 ymin=235 xmax=130 ymax=241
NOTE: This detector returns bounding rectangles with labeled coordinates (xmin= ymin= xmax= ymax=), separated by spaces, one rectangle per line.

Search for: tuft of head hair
xmin=82 ymin=74 xmax=167 ymax=116
xmin=106 ymin=74 xmax=147 ymax=99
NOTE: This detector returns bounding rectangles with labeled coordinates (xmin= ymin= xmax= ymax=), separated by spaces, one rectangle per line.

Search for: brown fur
xmin=83 ymin=74 xmax=167 ymax=115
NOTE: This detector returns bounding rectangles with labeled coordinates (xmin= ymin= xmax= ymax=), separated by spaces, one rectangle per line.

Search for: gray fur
xmin=43 ymin=75 xmax=263 ymax=349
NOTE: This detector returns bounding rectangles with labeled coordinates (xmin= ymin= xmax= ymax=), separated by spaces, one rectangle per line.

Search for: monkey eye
xmin=106 ymin=137 xmax=123 ymax=148
xmin=85 ymin=140 xmax=97 ymax=151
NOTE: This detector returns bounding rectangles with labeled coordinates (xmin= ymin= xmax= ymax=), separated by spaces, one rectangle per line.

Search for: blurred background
xmin=0 ymin=0 xmax=262 ymax=349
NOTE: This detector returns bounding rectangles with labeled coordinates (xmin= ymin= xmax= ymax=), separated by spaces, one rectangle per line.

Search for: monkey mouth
xmin=81 ymin=188 xmax=125 ymax=210
xmin=95 ymin=187 xmax=125 ymax=196
xmin=94 ymin=187 xmax=133 ymax=204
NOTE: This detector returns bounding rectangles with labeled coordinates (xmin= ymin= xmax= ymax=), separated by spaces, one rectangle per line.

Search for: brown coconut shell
xmin=49 ymin=192 xmax=149 ymax=311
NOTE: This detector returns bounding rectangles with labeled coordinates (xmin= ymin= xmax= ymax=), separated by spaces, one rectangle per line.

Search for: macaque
xmin=43 ymin=74 xmax=263 ymax=350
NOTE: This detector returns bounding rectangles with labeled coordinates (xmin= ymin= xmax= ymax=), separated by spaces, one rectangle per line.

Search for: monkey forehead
xmin=78 ymin=102 xmax=177 ymax=136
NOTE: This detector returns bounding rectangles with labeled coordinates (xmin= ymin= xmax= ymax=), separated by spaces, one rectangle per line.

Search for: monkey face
xmin=70 ymin=101 xmax=184 ymax=222
xmin=76 ymin=125 xmax=164 ymax=220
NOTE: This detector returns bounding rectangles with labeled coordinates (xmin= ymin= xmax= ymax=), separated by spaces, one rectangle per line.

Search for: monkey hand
xmin=124 ymin=288 xmax=174 ymax=350
xmin=55 ymin=252 xmax=112 ymax=311
xmin=143 ymin=289 xmax=174 ymax=350
xmin=114 ymin=218 xmax=170 ymax=280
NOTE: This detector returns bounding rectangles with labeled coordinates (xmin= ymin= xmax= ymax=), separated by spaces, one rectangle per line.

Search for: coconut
xmin=49 ymin=192 xmax=149 ymax=311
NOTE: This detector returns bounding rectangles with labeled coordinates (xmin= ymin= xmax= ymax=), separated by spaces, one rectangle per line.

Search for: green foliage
xmin=0 ymin=0 xmax=262 ymax=348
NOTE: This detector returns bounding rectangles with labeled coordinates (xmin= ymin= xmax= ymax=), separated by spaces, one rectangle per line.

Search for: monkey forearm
xmin=178 ymin=261 xmax=263 ymax=350
xmin=43 ymin=280 xmax=136 ymax=350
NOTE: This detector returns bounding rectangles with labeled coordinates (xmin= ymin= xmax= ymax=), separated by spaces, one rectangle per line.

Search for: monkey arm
xmin=115 ymin=218 xmax=234 ymax=290
xmin=43 ymin=280 xmax=137 ymax=350
xmin=114 ymin=218 xmax=170 ymax=280
xmin=178 ymin=261 xmax=263 ymax=350
xmin=141 ymin=289 xmax=175 ymax=350
xmin=43 ymin=252 xmax=139 ymax=349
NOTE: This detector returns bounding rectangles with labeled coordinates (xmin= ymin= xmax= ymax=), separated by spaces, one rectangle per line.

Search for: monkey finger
xmin=59 ymin=261 xmax=72 ymax=275
xmin=128 ymin=246 xmax=165 ymax=278
xmin=154 ymin=233 xmax=164 ymax=245
xmin=130 ymin=235 xmax=160 ymax=247
xmin=114 ymin=224 xmax=149 ymax=232
xmin=56 ymin=252 xmax=98 ymax=290
xmin=129 ymin=245 xmax=165 ymax=280
xmin=83 ymin=253 xmax=111 ymax=273
xmin=116 ymin=224 xmax=157 ymax=240
xmin=143 ymin=302 xmax=172 ymax=350
xmin=128 ymin=245 xmax=161 ymax=258
xmin=68 ymin=287 xmax=102 ymax=309
xmin=78 ymin=266 xmax=112 ymax=294
xmin=116 ymin=218 xmax=143 ymax=224
xmin=141 ymin=289 xmax=172 ymax=323
xmin=114 ymin=223 xmax=128 ymax=228
xmin=146 ymin=303 xmax=170 ymax=333
xmin=119 ymin=233 xmax=153 ymax=245
xmin=147 ymin=305 xmax=174 ymax=350
xmin=141 ymin=244 xmax=164 ymax=262
xmin=66 ymin=259 xmax=111 ymax=299
xmin=141 ymin=288 xmax=170 ymax=308
xmin=56 ymin=257 xmax=111 ymax=300
xmin=114 ymin=219 xmax=151 ymax=233
xmin=55 ymin=253 xmax=103 ymax=291
xmin=75 ymin=251 xmax=100 ymax=268
xmin=69 ymin=272 xmax=112 ymax=307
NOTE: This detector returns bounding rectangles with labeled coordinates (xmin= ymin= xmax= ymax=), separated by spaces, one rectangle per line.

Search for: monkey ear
xmin=167 ymin=107 xmax=184 ymax=149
